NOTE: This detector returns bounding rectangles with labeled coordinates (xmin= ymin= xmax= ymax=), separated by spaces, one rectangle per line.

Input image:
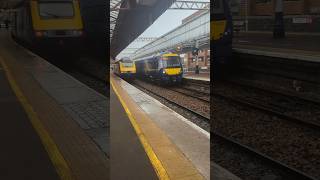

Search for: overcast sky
xmin=139 ymin=9 xmax=196 ymax=37
xmin=117 ymin=9 xmax=197 ymax=58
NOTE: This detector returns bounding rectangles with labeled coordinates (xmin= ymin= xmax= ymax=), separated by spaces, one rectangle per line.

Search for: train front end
xmin=119 ymin=60 xmax=136 ymax=79
xmin=30 ymin=0 xmax=84 ymax=48
xmin=160 ymin=53 xmax=183 ymax=84
xmin=212 ymin=0 xmax=233 ymax=64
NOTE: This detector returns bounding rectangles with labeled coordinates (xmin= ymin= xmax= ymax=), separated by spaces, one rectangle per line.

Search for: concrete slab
xmin=110 ymin=87 xmax=158 ymax=180
xmin=184 ymin=73 xmax=210 ymax=82
xmin=233 ymin=32 xmax=320 ymax=62
xmin=0 ymin=31 xmax=108 ymax=179
xmin=233 ymin=46 xmax=320 ymax=63
xmin=22 ymin=50 xmax=108 ymax=155
xmin=212 ymin=163 xmax=242 ymax=180
xmin=0 ymin=61 xmax=59 ymax=180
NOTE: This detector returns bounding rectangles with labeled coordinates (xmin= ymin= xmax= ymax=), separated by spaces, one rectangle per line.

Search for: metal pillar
xmin=192 ymin=44 xmax=200 ymax=74
xmin=273 ymin=0 xmax=285 ymax=38
xmin=195 ymin=55 xmax=199 ymax=74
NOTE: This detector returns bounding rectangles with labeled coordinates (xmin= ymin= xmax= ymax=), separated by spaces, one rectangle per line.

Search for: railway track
xmin=214 ymin=91 xmax=320 ymax=131
xmin=213 ymin=132 xmax=317 ymax=180
xmin=168 ymin=86 xmax=210 ymax=103
xmin=214 ymin=53 xmax=320 ymax=179
xmin=132 ymin=81 xmax=210 ymax=122
xmin=129 ymin=79 xmax=210 ymax=132
xmin=183 ymin=78 xmax=210 ymax=90
xmin=228 ymin=78 xmax=320 ymax=105
xmin=213 ymin=93 xmax=320 ymax=179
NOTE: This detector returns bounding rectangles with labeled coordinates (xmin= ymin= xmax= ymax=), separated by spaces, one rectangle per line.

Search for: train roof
xmin=135 ymin=52 xmax=179 ymax=61
xmin=115 ymin=57 xmax=132 ymax=63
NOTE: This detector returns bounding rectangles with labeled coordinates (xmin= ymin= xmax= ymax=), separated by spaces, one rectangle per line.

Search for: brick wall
xmin=233 ymin=0 xmax=320 ymax=32
xmin=233 ymin=15 xmax=320 ymax=32
xmin=241 ymin=0 xmax=317 ymax=16
xmin=184 ymin=48 xmax=210 ymax=71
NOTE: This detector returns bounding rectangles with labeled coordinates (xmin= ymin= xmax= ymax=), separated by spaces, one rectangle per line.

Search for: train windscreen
xmin=39 ymin=1 xmax=75 ymax=18
xmin=213 ymin=0 xmax=225 ymax=20
xmin=162 ymin=56 xmax=181 ymax=68
xmin=121 ymin=61 xmax=134 ymax=67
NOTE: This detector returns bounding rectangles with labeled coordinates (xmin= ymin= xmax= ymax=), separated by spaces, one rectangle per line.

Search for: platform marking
xmin=111 ymin=79 xmax=170 ymax=180
xmin=0 ymin=57 xmax=74 ymax=180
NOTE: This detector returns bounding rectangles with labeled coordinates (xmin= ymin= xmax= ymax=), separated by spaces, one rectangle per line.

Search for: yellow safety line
xmin=110 ymin=78 xmax=170 ymax=180
xmin=0 ymin=57 xmax=74 ymax=180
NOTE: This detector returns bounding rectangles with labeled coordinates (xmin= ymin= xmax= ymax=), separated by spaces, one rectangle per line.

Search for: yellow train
xmin=113 ymin=57 xmax=136 ymax=79
xmin=135 ymin=52 xmax=183 ymax=84
xmin=11 ymin=0 xmax=84 ymax=48
xmin=212 ymin=0 xmax=233 ymax=64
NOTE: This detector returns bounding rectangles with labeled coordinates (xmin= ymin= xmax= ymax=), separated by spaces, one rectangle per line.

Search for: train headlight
xmin=162 ymin=69 xmax=166 ymax=74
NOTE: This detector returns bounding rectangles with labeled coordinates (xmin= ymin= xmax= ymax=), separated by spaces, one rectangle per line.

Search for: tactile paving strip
xmin=64 ymin=100 xmax=108 ymax=129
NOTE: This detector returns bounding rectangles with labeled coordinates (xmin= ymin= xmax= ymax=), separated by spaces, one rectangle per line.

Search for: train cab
xmin=135 ymin=52 xmax=183 ymax=85
xmin=113 ymin=57 xmax=136 ymax=80
xmin=11 ymin=0 xmax=84 ymax=48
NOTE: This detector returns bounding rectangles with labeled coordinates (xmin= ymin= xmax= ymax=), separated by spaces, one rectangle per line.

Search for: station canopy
xmin=110 ymin=0 xmax=122 ymax=41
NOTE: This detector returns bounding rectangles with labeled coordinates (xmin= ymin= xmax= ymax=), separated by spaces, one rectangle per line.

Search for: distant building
xmin=229 ymin=0 xmax=320 ymax=32
xmin=181 ymin=11 xmax=210 ymax=72
xmin=184 ymin=48 xmax=210 ymax=72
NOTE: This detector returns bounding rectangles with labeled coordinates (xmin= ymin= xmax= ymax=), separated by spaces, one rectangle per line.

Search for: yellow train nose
xmin=211 ymin=20 xmax=227 ymax=41
xmin=164 ymin=68 xmax=181 ymax=75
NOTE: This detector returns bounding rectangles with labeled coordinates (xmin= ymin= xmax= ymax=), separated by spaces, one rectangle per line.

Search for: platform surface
xmin=110 ymin=86 xmax=158 ymax=180
xmin=111 ymin=74 xmax=209 ymax=179
xmin=212 ymin=163 xmax=242 ymax=180
xmin=0 ymin=60 xmax=59 ymax=180
xmin=0 ymin=31 xmax=108 ymax=180
xmin=184 ymin=71 xmax=210 ymax=81
xmin=233 ymin=32 xmax=320 ymax=62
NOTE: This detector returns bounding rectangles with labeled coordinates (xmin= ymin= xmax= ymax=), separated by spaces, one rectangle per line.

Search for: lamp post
xmin=273 ymin=0 xmax=285 ymax=38
xmin=193 ymin=47 xmax=199 ymax=74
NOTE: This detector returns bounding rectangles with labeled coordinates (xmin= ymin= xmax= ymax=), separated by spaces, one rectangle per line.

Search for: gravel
xmin=213 ymin=83 xmax=320 ymax=179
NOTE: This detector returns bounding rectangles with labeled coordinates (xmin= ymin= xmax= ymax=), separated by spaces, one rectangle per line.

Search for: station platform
xmin=183 ymin=71 xmax=210 ymax=81
xmin=111 ymin=73 xmax=210 ymax=179
xmin=0 ymin=58 xmax=59 ymax=179
xmin=233 ymin=32 xmax=320 ymax=62
xmin=0 ymin=31 xmax=108 ymax=179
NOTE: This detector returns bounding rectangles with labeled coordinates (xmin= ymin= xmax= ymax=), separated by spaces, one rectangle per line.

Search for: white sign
xmin=292 ymin=17 xmax=312 ymax=24
xmin=233 ymin=21 xmax=245 ymax=26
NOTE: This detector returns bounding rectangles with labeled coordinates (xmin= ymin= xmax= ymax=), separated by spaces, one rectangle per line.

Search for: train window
xmin=162 ymin=56 xmax=181 ymax=68
xmin=39 ymin=2 xmax=74 ymax=18
xmin=213 ymin=0 xmax=224 ymax=14
xmin=122 ymin=62 xmax=133 ymax=67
